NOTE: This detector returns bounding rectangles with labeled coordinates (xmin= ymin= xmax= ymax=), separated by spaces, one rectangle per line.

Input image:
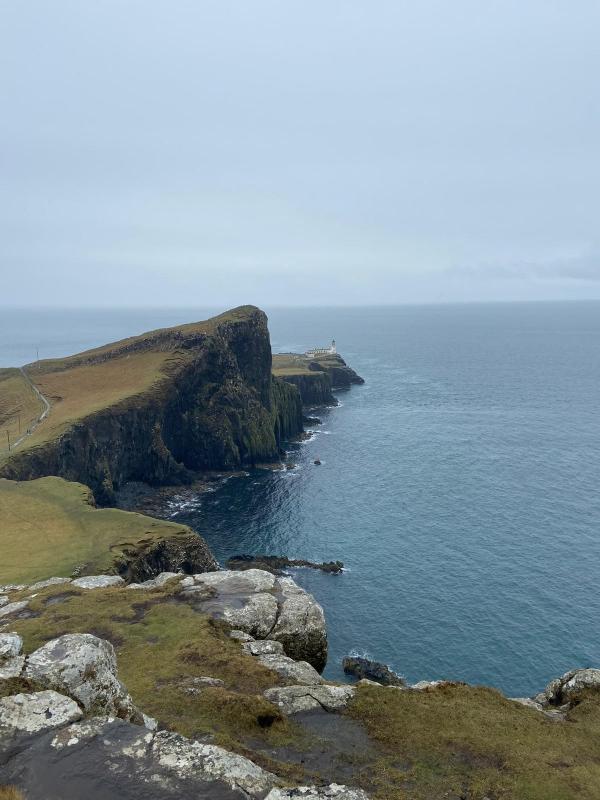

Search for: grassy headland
xmin=0 ymin=476 xmax=200 ymax=584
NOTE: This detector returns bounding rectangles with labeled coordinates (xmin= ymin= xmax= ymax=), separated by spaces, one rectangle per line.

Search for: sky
xmin=1 ymin=0 xmax=599 ymax=307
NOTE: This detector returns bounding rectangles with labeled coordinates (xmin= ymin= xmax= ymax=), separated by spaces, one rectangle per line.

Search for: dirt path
xmin=10 ymin=367 xmax=51 ymax=450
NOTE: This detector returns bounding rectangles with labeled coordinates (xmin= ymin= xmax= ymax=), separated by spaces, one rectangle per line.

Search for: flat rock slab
xmin=0 ymin=690 xmax=82 ymax=740
xmin=264 ymin=685 xmax=355 ymax=715
xmin=29 ymin=577 xmax=72 ymax=591
xmin=72 ymin=575 xmax=125 ymax=589
xmin=127 ymin=572 xmax=180 ymax=590
xmin=256 ymin=654 xmax=323 ymax=685
xmin=0 ymin=655 xmax=25 ymax=680
xmin=0 ymin=600 xmax=29 ymax=619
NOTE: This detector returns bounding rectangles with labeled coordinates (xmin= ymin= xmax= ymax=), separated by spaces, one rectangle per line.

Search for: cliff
xmin=0 ymin=307 xmax=303 ymax=505
xmin=272 ymin=352 xmax=364 ymax=406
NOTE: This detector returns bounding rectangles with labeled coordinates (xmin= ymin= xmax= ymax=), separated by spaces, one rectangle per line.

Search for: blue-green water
xmin=2 ymin=303 xmax=600 ymax=696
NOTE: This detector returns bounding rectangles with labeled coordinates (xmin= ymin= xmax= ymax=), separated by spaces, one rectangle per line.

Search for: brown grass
xmin=0 ymin=787 xmax=26 ymax=800
xmin=0 ymin=369 xmax=43 ymax=457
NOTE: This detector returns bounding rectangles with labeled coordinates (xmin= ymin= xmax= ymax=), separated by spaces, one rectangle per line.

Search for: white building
xmin=305 ymin=339 xmax=336 ymax=358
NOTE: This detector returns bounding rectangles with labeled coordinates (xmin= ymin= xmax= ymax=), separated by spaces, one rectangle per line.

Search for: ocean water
xmin=2 ymin=303 xmax=600 ymax=697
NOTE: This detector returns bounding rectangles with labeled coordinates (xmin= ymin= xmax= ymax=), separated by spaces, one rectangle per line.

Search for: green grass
xmin=0 ymin=476 xmax=198 ymax=583
xmin=348 ymin=683 xmax=600 ymax=800
xmin=272 ymin=354 xmax=314 ymax=376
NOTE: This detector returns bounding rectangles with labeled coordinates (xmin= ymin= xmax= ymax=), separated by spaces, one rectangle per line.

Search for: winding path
xmin=10 ymin=367 xmax=51 ymax=450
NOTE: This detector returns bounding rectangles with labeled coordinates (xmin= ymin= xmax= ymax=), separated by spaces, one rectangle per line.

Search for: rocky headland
xmin=272 ymin=353 xmax=364 ymax=407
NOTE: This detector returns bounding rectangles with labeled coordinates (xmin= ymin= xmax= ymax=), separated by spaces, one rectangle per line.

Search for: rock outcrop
xmin=342 ymin=656 xmax=405 ymax=687
xmin=180 ymin=569 xmax=327 ymax=671
xmin=0 ymin=629 xmax=367 ymax=800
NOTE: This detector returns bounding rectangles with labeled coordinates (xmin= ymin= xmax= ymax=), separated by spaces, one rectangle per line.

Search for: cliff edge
xmin=0 ymin=307 xmax=303 ymax=504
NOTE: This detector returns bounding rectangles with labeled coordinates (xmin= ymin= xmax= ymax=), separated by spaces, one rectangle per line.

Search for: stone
xmin=0 ymin=600 xmax=29 ymax=619
xmin=25 ymin=633 xmax=138 ymax=720
xmin=216 ymin=593 xmax=279 ymax=639
xmin=181 ymin=570 xmax=327 ymax=671
xmin=191 ymin=569 xmax=277 ymax=594
xmin=265 ymin=786 xmax=369 ymax=799
xmin=0 ymin=656 xmax=25 ymax=680
xmin=0 ymin=632 xmax=23 ymax=661
xmin=142 ymin=713 xmax=158 ymax=731
xmin=536 ymin=668 xmax=600 ymax=706
xmin=0 ymin=595 xmax=8 ymax=607
xmin=72 ymin=575 xmax=125 ymax=589
xmin=264 ymin=685 xmax=355 ymax=715
xmin=269 ymin=576 xmax=327 ymax=672
xmin=127 ymin=572 xmax=180 ymax=590
xmin=229 ymin=629 xmax=255 ymax=642
xmin=342 ymin=656 xmax=405 ymax=687
xmin=29 ymin=577 xmax=72 ymax=591
xmin=510 ymin=697 xmax=545 ymax=712
xmin=412 ymin=680 xmax=445 ymax=690
xmin=0 ymin=690 xmax=82 ymax=739
xmin=242 ymin=639 xmax=284 ymax=656
xmin=257 ymin=654 xmax=324 ymax=685
xmin=151 ymin=730 xmax=279 ymax=795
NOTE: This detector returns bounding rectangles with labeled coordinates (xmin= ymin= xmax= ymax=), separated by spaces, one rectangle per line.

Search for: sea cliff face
xmin=272 ymin=353 xmax=364 ymax=407
xmin=0 ymin=308 xmax=303 ymax=504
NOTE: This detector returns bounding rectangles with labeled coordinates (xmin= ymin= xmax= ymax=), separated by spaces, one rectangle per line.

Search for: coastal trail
xmin=10 ymin=367 xmax=51 ymax=450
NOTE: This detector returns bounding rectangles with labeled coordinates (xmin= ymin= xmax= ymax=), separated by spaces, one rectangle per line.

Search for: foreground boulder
xmin=181 ymin=569 xmax=327 ymax=671
xmin=25 ymin=633 xmax=140 ymax=721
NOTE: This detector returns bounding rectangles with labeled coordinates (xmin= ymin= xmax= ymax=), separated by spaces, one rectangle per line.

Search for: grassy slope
xmin=0 ymin=369 xmax=43 ymax=457
xmin=0 ymin=305 xmax=258 ymax=465
xmin=0 ymin=476 xmax=196 ymax=583
xmin=350 ymin=684 xmax=600 ymax=800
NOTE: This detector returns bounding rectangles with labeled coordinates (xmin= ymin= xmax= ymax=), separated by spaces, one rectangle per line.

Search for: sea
xmin=2 ymin=302 xmax=600 ymax=697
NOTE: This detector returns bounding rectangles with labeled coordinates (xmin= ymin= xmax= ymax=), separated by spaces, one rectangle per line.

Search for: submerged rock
xmin=25 ymin=633 xmax=140 ymax=721
xmin=227 ymin=554 xmax=344 ymax=575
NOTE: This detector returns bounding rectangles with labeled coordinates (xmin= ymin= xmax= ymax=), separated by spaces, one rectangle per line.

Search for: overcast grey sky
xmin=1 ymin=1 xmax=599 ymax=306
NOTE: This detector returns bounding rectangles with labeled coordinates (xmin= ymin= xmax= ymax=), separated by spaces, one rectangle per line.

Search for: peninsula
xmin=1 ymin=307 xmax=599 ymax=800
